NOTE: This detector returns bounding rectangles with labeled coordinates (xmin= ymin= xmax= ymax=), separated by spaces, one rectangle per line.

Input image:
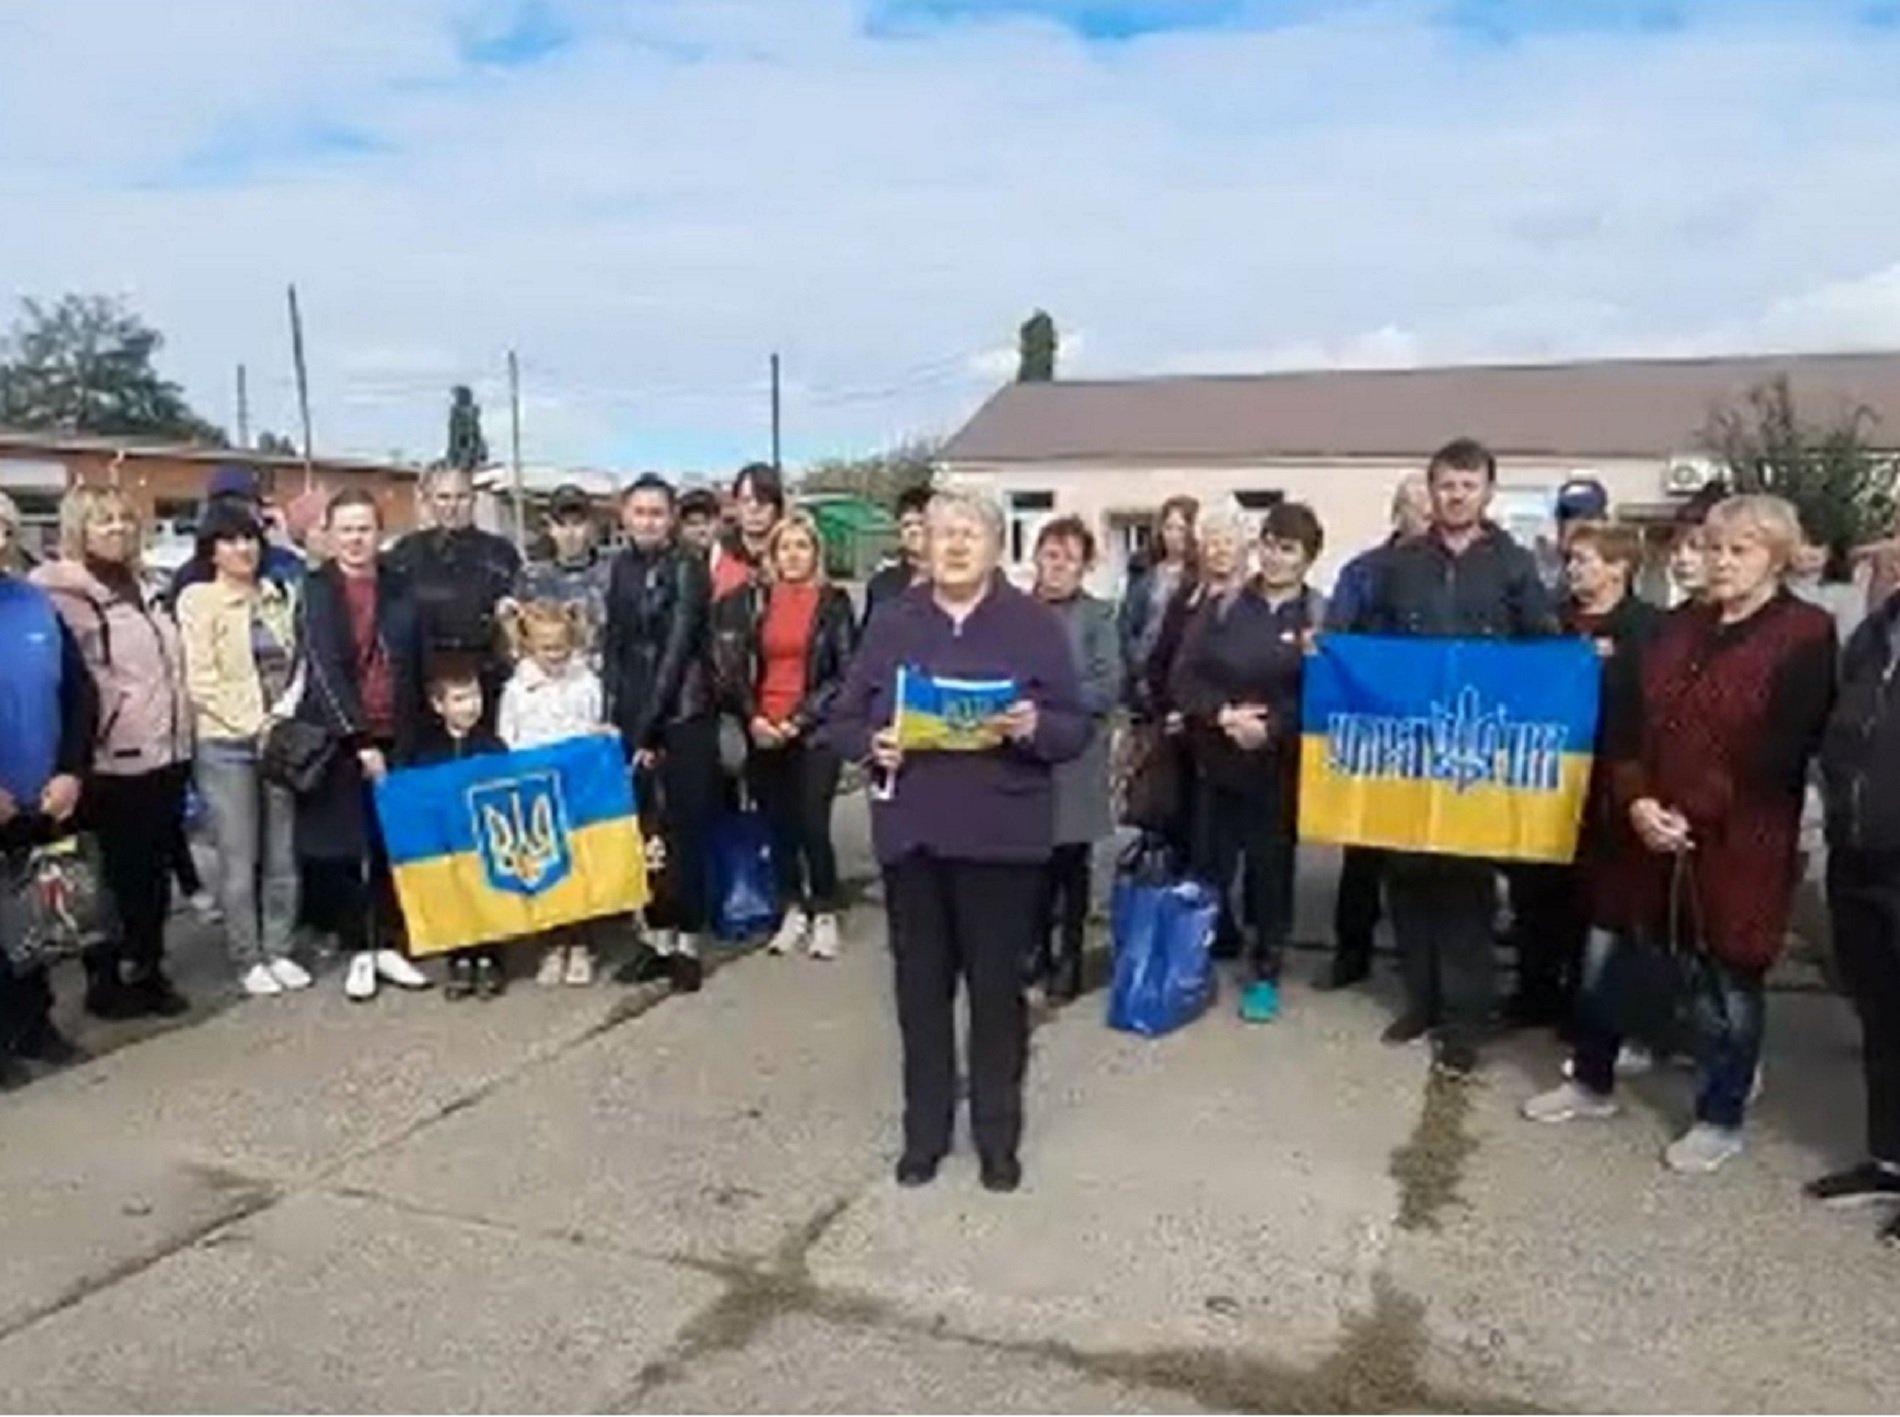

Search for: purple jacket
xmin=825 ymin=577 xmax=1090 ymax=865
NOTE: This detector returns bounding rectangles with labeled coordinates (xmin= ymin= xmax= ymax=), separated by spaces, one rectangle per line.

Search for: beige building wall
xmin=940 ymin=453 xmax=1680 ymax=597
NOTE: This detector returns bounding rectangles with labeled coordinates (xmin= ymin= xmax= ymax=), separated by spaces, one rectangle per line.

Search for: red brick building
xmin=0 ymin=430 xmax=420 ymax=558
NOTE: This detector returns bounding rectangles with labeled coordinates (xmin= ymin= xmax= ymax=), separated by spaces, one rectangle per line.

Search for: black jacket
xmin=292 ymin=562 xmax=428 ymax=863
xmin=384 ymin=527 xmax=521 ymax=668
xmin=1821 ymin=591 xmax=1900 ymax=852
xmin=711 ymin=582 xmax=858 ymax=729
xmin=603 ymin=540 xmax=713 ymax=752
xmin=1171 ymin=583 xmax=1321 ymax=797
xmin=404 ymin=721 xmax=506 ymax=769
xmin=1347 ymin=524 xmax=1557 ymax=639
xmin=862 ymin=560 xmax=919 ymax=630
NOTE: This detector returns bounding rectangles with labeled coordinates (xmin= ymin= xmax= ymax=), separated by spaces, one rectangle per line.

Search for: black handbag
xmin=261 ymin=717 xmax=339 ymax=795
xmin=1 ymin=832 xmax=119 ymax=972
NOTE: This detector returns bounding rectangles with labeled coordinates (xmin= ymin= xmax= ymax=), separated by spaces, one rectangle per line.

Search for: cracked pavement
xmin=1 ymin=804 xmax=1898 ymax=1412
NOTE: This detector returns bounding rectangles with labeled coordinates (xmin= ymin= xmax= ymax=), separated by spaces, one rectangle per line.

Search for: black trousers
xmin=1192 ymin=780 xmax=1295 ymax=981
xmin=1032 ymin=842 xmax=1092 ymax=987
xmin=83 ymin=763 xmax=187 ymax=980
xmin=656 ymin=716 xmax=721 ymax=936
xmin=886 ymin=854 xmax=1041 ymax=1162
xmin=745 ymin=739 xmax=842 ymax=916
xmin=1386 ymin=853 xmax=1498 ymax=1049
xmin=167 ymin=802 xmax=204 ymax=898
xmin=1506 ymin=862 xmax=1587 ymax=1022
xmin=1332 ymin=846 xmax=1385 ymax=972
xmin=1827 ymin=847 xmax=1900 ymax=1165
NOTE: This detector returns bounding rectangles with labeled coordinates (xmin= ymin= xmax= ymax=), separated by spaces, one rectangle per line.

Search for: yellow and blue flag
xmin=374 ymin=734 xmax=649 ymax=956
xmin=1298 ymin=636 xmax=1600 ymax=863
xmin=893 ymin=666 xmax=1018 ymax=752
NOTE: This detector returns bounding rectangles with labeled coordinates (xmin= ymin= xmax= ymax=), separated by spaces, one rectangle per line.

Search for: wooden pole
xmin=287 ymin=285 xmax=314 ymax=492
xmin=509 ymin=349 xmax=525 ymax=553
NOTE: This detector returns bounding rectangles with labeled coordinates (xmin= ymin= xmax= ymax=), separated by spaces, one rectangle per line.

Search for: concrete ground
xmin=2 ymin=802 xmax=1898 ymax=1413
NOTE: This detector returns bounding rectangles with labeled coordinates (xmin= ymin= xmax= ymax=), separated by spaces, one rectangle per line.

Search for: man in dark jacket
xmin=0 ymin=558 xmax=97 ymax=1085
xmin=1813 ymin=589 xmax=1900 ymax=1239
xmin=384 ymin=466 xmax=522 ymax=722
xmin=604 ymin=474 xmax=716 ymax=990
xmin=862 ymin=484 xmax=932 ymax=629
xmin=1343 ymin=437 xmax=1558 ymax=1075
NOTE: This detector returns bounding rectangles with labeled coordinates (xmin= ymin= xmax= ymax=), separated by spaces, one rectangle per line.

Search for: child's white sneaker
xmin=241 ymin=963 xmax=285 ymax=997
xmin=564 ymin=944 xmax=595 ymax=986
xmin=808 ymin=913 xmax=841 ymax=961
xmin=766 ymin=912 xmax=808 ymax=956
xmin=344 ymin=951 xmax=378 ymax=1002
xmin=536 ymin=946 xmax=568 ymax=986
xmin=374 ymin=950 xmax=431 ymax=990
xmin=267 ymin=957 xmax=313 ymax=991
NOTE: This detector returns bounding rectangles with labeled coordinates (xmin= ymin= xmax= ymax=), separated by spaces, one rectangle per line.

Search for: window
xmin=1006 ymin=490 xmax=1055 ymax=565
xmin=153 ymin=498 xmax=200 ymax=535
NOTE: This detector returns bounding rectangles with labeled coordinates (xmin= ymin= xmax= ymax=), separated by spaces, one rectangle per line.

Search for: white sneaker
xmin=1523 ymin=1081 xmax=1619 ymax=1124
xmin=374 ymin=949 xmax=430 ymax=990
xmin=1562 ymin=1044 xmax=1654 ymax=1081
xmin=766 ymin=913 xmax=808 ymax=956
xmin=807 ymin=913 xmax=840 ymax=960
xmin=1665 ymin=1123 xmax=1745 ymax=1174
xmin=267 ymin=957 xmax=312 ymax=991
xmin=187 ymin=890 xmax=223 ymax=924
xmin=536 ymin=946 xmax=568 ymax=986
xmin=345 ymin=951 xmax=378 ymax=1002
xmin=241 ymin=963 xmax=285 ymax=997
xmin=564 ymin=945 xmax=595 ymax=987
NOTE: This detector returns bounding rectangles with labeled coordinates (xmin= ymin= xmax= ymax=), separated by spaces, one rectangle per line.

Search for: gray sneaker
xmin=1664 ymin=1123 xmax=1745 ymax=1174
xmin=1523 ymin=1081 xmax=1619 ymax=1124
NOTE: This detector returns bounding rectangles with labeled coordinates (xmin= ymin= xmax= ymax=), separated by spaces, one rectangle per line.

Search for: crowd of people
xmin=2 ymin=438 xmax=1899 ymax=1238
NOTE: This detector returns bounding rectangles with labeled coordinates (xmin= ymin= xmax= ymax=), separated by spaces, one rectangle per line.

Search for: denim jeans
xmin=196 ymin=738 xmax=297 ymax=968
xmin=1571 ymin=927 xmax=1766 ymax=1130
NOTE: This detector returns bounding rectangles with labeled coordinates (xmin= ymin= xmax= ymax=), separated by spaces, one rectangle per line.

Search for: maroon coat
xmin=1599 ymin=592 xmax=1835 ymax=971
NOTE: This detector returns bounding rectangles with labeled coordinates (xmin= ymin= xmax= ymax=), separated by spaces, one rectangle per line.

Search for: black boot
xmin=614 ymin=947 xmax=671 ymax=986
xmin=979 ymin=1153 xmax=1023 ymax=1193
xmin=1048 ymin=950 xmax=1083 ymax=1005
xmin=474 ymin=953 xmax=506 ymax=1000
xmin=444 ymin=956 xmax=475 ymax=1000
xmin=83 ymin=969 xmax=142 ymax=1022
xmin=669 ymin=953 xmax=703 ymax=994
xmin=127 ymin=969 xmax=190 ymax=1019
xmin=13 ymin=1021 xmax=86 ymax=1067
xmin=0 ymin=1050 xmax=30 ymax=1091
xmin=1314 ymin=952 xmax=1372 ymax=993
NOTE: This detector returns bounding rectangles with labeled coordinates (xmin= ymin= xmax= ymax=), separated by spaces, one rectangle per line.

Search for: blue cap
xmin=1555 ymin=477 xmax=1609 ymax=522
xmin=206 ymin=464 xmax=263 ymax=503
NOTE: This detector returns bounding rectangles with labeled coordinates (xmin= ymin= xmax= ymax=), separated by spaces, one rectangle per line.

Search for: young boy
xmin=407 ymin=655 xmax=510 ymax=1000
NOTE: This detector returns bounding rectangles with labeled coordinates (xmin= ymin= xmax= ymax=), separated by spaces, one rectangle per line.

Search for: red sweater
xmin=757 ymin=583 xmax=818 ymax=722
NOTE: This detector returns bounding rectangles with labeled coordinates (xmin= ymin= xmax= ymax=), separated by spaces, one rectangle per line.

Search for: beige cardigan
xmin=176 ymin=578 xmax=298 ymax=741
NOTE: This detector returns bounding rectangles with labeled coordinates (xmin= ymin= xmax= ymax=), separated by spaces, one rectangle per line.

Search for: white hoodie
xmin=498 ymin=656 xmax=604 ymax=750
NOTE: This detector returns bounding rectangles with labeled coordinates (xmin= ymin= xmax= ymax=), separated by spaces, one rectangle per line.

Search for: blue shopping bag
xmin=706 ymin=810 xmax=777 ymax=941
xmin=1107 ymin=846 xmax=1218 ymax=1038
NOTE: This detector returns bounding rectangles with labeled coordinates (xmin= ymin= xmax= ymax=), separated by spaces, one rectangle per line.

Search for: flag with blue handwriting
xmin=893 ymin=666 xmax=1018 ymax=752
xmin=374 ymin=734 xmax=648 ymax=956
xmin=1298 ymin=635 xmax=1600 ymax=863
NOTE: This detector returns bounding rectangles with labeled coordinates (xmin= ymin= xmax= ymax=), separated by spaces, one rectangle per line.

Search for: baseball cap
xmin=548 ymin=483 xmax=593 ymax=519
xmin=1554 ymin=477 xmax=1609 ymax=522
xmin=206 ymin=464 xmax=264 ymax=503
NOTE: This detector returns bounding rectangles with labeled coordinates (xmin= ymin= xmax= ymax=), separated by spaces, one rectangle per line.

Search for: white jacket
xmin=498 ymin=658 xmax=604 ymax=750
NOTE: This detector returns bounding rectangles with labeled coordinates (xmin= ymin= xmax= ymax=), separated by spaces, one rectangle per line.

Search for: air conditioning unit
xmin=1663 ymin=458 xmax=1717 ymax=495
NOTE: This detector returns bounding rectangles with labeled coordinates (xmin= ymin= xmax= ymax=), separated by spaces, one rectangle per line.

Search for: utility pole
xmin=508 ymin=349 xmax=525 ymax=554
xmin=770 ymin=351 xmax=782 ymax=472
xmin=287 ymin=284 xmax=314 ymax=491
xmin=235 ymin=363 xmax=250 ymax=449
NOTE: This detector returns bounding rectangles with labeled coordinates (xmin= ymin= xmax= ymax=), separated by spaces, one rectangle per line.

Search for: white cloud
xmin=3 ymin=0 xmax=1900 ymax=467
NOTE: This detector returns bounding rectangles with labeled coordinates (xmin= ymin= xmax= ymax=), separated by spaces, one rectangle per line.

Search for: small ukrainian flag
xmin=375 ymin=735 xmax=649 ymax=956
xmin=1298 ymin=636 xmax=1600 ymax=863
xmin=893 ymin=666 xmax=1018 ymax=752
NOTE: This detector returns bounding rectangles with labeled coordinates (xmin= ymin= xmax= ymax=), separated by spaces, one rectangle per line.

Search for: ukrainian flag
xmin=893 ymin=666 xmax=1018 ymax=752
xmin=1298 ymin=636 xmax=1600 ymax=863
xmin=375 ymin=734 xmax=649 ymax=956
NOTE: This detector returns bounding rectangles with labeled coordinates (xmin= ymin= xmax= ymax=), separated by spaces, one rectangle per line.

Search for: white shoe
xmin=564 ymin=945 xmax=595 ymax=986
xmin=187 ymin=890 xmax=223 ymax=924
xmin=676 ymin=932 xmax=701 ymax=960
xmin=1522 ymin=1081 xmax=1619 ymax=1124
xmin=766 ymin=913 xmax=808 ymax=956
xmin=807 ymin=913 xmax=840 ymax=960
xmin=267 ymin=957 xmax=312 ymax=991
xmin=1665 ymin=1123 xmax=1745 ymax=1174
xmin=536 ymin=946 xmax=568 ymax=986
xmin=1748 ymin=1063 xmax=1765 ymax=1106
xmin=374 ymin=949 xmax=430 ymax=990
xmin=345 ymin=951 xmax=378 ymax=1002
xmin=241 ymin=963 xmax=285 ymax=998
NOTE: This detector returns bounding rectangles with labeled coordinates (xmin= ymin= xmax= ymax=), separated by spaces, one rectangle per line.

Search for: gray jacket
xmin=1048 ymin=593 xmax=1124 ymax=846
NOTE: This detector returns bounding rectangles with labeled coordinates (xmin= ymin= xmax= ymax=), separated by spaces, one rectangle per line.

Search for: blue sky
xmin=3 ymin=0 xmax=1900 ymax=471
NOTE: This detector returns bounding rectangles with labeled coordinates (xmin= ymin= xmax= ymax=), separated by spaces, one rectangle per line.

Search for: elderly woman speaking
xmin=828 ymin=490 xmax=1088 ymax=1193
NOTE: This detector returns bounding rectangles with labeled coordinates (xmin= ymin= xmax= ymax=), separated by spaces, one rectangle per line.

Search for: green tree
xmin=446 ymin=384 xmax=488 ymax=471
xmin=1017 ymin=309 xmax=1057 ymax=383
xmin=800 ymin=437 xmax=939 ymax=507
xmin=1703 ymin=374 xmax=1896 ymax=565
xmin=0 ymin=294 xmax=224 ymax=441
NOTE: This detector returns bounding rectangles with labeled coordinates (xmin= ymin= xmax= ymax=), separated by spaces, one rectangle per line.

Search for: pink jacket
xmin=31 ymin=558 xmax=191 ymax=776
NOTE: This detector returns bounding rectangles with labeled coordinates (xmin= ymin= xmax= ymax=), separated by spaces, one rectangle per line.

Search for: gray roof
xmin=938 ymin=351 xmax=1900 ymax=464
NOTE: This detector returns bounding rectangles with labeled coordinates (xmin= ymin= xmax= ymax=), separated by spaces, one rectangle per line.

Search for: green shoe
xmin=1239 ymin=979 xmax=1280 ymax=1024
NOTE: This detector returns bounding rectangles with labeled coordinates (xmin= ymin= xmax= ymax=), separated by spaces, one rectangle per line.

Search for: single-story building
xmin=0 ymin=429 xmax=421 ymax=561
xmin=935 ymin=350 xmax=1900 ymax=598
